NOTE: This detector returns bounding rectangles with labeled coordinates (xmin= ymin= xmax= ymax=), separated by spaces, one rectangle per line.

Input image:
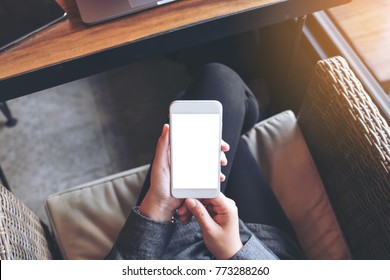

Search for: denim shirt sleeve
xmin=230 ymin=235 xmax=279 ymax=260
xmin=106 ymin=207 xmax=176 ymax=260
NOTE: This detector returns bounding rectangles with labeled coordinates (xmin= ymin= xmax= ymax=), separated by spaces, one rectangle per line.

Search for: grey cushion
xmin=243 ymin=110 xmax=350 ymax=259
xmin=45 ymin=165 xmax=148 ymax=260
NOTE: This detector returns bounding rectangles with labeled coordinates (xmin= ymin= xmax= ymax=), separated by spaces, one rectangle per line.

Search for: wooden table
xmin=328 ymin=0 xmax=390 ymax=92
xmin=0 ymin=0 xmax=350 ymax=102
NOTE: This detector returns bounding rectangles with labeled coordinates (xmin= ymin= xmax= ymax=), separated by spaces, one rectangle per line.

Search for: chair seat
xmin=45 ymin=110 xmax=350 ymax=260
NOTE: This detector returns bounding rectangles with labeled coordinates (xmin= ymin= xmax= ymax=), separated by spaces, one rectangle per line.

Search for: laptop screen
xmin=75 ymin=0 xmax=178 ymax=25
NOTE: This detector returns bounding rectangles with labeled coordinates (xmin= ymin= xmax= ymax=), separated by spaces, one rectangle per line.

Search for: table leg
xmin=0 ymin=102 xmax=18 ymax=127
xmin=283 ymin=15 xmax=307 ymax=101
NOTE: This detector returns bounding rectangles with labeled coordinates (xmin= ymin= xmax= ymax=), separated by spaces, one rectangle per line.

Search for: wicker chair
xmin=0 ymin=56 xmax=389 ymax=260
xmin=298 ymin=57 xmax=390 ymax=258
xmin=0 ymin=184 xmax=53 ymax=259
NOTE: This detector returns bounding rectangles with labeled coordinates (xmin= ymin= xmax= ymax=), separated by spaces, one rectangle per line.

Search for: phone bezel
xmin=169 ymin=100 xmax=222 ymax=198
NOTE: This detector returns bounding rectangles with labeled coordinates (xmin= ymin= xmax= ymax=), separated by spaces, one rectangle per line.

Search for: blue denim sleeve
xmin=106 ymin=207 xmax=176 ymax=259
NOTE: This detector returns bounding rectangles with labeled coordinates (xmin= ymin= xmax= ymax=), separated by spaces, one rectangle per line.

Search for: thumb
xmin=154 ymin=124 xmax=170 ymax=163
xmin=185 ymin=198 xmax=216 ymax=232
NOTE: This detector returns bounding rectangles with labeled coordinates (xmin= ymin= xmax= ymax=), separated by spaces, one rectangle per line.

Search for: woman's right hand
xmin=179 ymin=193 xmax=243 ymax=260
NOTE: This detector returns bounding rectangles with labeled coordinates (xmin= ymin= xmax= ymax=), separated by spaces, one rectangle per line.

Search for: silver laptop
xmin=75 ymin=0 xmax=178 ymax=25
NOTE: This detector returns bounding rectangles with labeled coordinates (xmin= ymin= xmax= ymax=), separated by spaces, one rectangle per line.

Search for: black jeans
xmin=138 ymin=63 xmax=296 ymax=239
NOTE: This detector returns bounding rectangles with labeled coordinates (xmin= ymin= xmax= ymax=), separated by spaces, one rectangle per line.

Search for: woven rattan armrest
xmin=297 ymin=56 xmax=390 ymax=259
xmin=0 ymin=184 xmax=52 ymax=260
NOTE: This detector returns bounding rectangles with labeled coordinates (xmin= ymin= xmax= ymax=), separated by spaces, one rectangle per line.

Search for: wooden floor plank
xmin=328 ymin=0 xmax=390 ymax=92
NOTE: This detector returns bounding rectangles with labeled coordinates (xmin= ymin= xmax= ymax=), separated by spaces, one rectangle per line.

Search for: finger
xmin=177 ymin=203 xmax=193 ymax=224
xmin=221 ymin=140 xmax=230 ymax=152
xmin=220 ymin=151 xmax=227 ymax=166
xmin=203 ymin=193 xmax=234 ymax=212
xmin=185 ymin=198 xmax=216 ymax=232
xmin=177 ymin=202 xmax=191 ymax=216
xmin=220 ymin=172 xmax=226 ymax=182
xmin=153 ymin=124 xmax=170 ymax=169
xmin=179 ymin=212 xmax=192 ymax=224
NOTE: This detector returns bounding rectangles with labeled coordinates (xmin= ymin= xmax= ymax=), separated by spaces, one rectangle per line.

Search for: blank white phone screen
xmin=171 ymin=114 xmax=220 ymax=189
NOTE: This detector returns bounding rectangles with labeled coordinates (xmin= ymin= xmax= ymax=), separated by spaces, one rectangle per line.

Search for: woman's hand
xmin=139 ymin=124 xmax=230 ymax=223
xmin=139 ymin=124 xmax=182 ymax=222
xmin=180 ymin=193 xmax=243 ymax=260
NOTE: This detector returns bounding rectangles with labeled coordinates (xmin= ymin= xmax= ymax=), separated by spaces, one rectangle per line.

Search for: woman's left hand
xmin=139 ymin=124 xmax=229 ymax=223
xmin=139 ymin=124 xmax=182 ymax=222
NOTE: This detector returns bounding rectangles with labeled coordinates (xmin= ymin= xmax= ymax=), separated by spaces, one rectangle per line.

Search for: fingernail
xmin=186 ymin=198 xmax=196 ymax=208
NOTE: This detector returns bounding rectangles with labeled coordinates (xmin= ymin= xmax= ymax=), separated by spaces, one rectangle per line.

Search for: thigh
xmin=179 ymin=63 xmax=259 ymax=191
xmin=224 ymin=139 xmax=297 ymax=240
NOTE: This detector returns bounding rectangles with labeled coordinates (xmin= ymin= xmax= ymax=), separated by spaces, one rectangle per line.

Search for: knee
xmin=200 ymin=63 xmax=242 ymax=84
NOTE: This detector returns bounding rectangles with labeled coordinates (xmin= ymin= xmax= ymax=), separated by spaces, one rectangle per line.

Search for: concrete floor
xmin=0 ymin=56 xmax=191 ymax=224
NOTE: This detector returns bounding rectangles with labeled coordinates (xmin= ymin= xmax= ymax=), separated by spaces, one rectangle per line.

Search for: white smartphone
xmin=169 ymin=100 xmax=223 ymax=198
